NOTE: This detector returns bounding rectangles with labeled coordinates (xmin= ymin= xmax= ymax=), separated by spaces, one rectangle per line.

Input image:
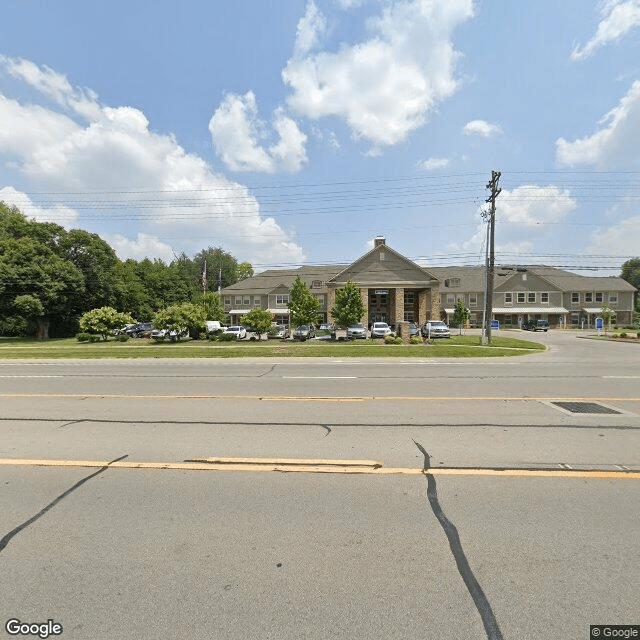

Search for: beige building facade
xmin=221 ymin=237 xmax=636 ymax=329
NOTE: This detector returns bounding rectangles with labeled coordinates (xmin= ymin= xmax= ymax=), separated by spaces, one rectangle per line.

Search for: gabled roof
xmin=328 ymin=241 xmax=439 ymax=285
xmin=221 ymin=265 xmax=346 ymax=294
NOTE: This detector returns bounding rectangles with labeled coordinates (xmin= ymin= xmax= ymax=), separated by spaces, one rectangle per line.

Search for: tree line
xmin=0 ymin=202 xmax=253 ymax=338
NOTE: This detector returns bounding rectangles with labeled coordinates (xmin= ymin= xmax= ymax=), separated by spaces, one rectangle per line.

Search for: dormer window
xmin=311 ymin=280 xmax=322 ymax=289
xmin=444 ymin=278 xmax=460 ymax=288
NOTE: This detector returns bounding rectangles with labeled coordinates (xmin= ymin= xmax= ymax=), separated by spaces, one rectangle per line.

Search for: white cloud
xmin=282 ymin=0 xmax=474 ymax=151
xmin=556 ymin=81 xmax=640 ymax=168
xmin=571 ymin=0 xmax=640 ymax=61
xmin=497 ymin=185 xmax=578 ymax=227
xmin=585 ymin=214 xmax=640 ymax=256
xmin=0 ymin=56 xmax=305 ymax=265
xmin=463 ymin=119 xmax=502 ymax=137
xmin=209 ymin=91 xmax=308 ymax=173
xmin=295 ymin=1 xmax=327 ymax=56
xmin=105 ymin=232 xmax=176 ymax=263
xmin=448 ymin=185 xmax=578 ymax=257
xmin=0 ymin=186 xmax=79 ymax=227
xmin=417 ymin=157 xmax=450 ymax=170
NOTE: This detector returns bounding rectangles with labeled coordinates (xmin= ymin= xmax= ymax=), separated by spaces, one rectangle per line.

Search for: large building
xmin=221 ymin=237 xmax=636 ymax=329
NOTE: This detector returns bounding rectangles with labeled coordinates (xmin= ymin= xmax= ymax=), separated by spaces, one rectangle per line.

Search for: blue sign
xmin=595 ymin=317 xmax=603 ymax=330
xmin=491 ymin=320 xmax=500 ymax=329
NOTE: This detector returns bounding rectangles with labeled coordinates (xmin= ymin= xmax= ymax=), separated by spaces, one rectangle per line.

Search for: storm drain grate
xmin=551 ymin=401 xmax=622 ymax=415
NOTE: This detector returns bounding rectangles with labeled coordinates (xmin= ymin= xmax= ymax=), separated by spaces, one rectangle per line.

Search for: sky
xmin=1 ymin=0 xmax=639 ymax=275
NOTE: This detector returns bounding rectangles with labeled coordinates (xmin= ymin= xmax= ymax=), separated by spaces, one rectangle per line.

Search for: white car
xmin=370 ymin=322 xmax=393 ymax=338
xmin=223 ymin=325 xmax=247 ymax=340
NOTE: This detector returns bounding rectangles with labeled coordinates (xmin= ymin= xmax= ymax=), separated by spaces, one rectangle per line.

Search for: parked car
xmin=315 ymin=323 xmax=336 ymax=340
xmin=150 ymin=328 xmax=169 ymax=340
xmin=126 ymin=322 xmax=154 ymax=338
xmin=293 ymin=325 xmax=315 ymax=341
xmin=223 ymin=325 xmax=247 ymax=340
xmin=370 ymin=322 xmax=393 ymax=338
xmin=421 ymin=320 xmax=450 ymax=339
xmin=408 ymin=322 xmax=420 ymax=337
xmin=522 ymin=319 xmax=549 ymax=332
xmin=269 ymin=324 xmax=290 ymax=339
xmin=346 ymin=323 xmax=367 ymax=339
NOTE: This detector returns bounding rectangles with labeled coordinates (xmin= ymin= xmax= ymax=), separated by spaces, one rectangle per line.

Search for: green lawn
xmin=0 ymin=335 xmax=546 ymax=359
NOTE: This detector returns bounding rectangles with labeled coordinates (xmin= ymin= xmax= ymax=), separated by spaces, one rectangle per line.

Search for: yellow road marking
xmin=0 ymin=393 xmax=639 ymax=403
xmin=189 ymin=456 xmax=383 ymax=467
xmin=0 ymin=458 xmax=637 ymax=479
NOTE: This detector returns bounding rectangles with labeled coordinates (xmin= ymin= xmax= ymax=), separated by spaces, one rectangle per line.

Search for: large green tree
xmin=196 ymin=292 xmax=226 ymax=322
xmin=242 ymin=308 xmax=273 ymax=340
xmin=330 ymin=280 xmax=366 ymax=328
xmin=0 ymin=204 xmax=86 ymax=338
xmin=288 ymin=276 xmax=323 ymax=327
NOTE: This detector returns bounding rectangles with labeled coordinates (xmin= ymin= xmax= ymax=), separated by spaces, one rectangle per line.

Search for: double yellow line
xmin=0 ymin=457 xmax=637 ymax=479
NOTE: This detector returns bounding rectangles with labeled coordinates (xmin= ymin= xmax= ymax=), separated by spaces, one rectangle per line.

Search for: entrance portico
xmin=326 ymin=237 xmax=440 ymax=328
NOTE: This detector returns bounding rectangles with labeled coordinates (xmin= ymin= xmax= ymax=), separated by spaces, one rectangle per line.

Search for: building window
xmin=517 ymin=292 xmax=525 ymax=304
xmin=276 ymin=294 xmax=289 ymax=306
xmin=224 ymin=297 xmax=231 ymax=308
xmin=243 ymin=296 xmax=250 ymax=307
xmin=571 ymin=313 xmax=580 ymax=326
xmin=253 ymin=296 xmax=261 ymax=307
xmin=541 ymin=292 xmax=549 ymax=303
xmin=404 ymin=311 xmax=414 ymax=322
xmin=469 ymin=293 xmax=477 ymax=308
xmin=444 ymin=278 xmax=461 ymax=288
xmin=595 ymin=292 xmax=603 ymax=303
xmin=404 ymin=292 xmax=415 ymax=305
xmin=585 ymin=292 xmax=593 ymax=303
xmin=446 ymin=294 xmax=455 ymax=305
xmin=379 ymin=251 xmax=385 ymax=261
xmin=528 ymin=292 xmax=536 ymax=303
xmin=504 ymin=292 xmax=512 ymax=304
xmin=370 ymin=293 xmax=377 ymax=304
xmin=235 ymin=296 xmax=242 ymax=306
xmin=311 ymin=280 xmax=322 ymax=289
xmin=609 ymin=291 xmax=618 ymax=303
xmin=571 ymin=292 xmax=580 ymax=304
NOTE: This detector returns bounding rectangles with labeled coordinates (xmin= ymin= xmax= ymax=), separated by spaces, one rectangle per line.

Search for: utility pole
xmin=482 ymin=170 xmax=501 ymax=345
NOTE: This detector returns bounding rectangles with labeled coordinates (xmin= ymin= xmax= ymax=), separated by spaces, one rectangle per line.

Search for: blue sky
xmin=1 ymin=0 xmax=639 ymax=274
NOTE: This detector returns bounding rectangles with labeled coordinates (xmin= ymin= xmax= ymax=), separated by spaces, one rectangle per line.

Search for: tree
xmin=153 ymin=303 xmax=206 ymax=340
xmin=196 ymin=292 xmax=226 ymax=322
xmin=620 ymin=258 xmax=640 ymax=292
xmin=288 ymin=276 xmax=323 ymax=327
xmin=194 ymin=247 xmax=240 ymax=292
xmin=452 ymin=299 xmax=470 ymax=335
xmin=601 ymin=301 xmax=614 ymax=334
xmin=330 ymin=280 xmax=366 ymax=328
xmin=237 ymin=262 xmax=254 ymax=281
xmin=242 ymin=308 xmax=274 ymax=340
xmin=79 ymin=307 xmax=134 ymax=340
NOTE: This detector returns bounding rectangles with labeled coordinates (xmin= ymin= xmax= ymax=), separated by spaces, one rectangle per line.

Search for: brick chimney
xmin=374 ymin=236 xmax=386 ymax=247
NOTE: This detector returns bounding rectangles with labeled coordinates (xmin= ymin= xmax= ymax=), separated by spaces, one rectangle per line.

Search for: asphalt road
xmin=1 ymin=330 xmax=638 ymax=639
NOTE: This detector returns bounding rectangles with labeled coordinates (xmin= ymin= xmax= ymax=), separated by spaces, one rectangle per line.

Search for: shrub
xmin=394 ymin=336 xmax=404 ymax=345
xmin=410 ymin=336 xmax=422 ymax=345
xmin=384 ymin=335 xmax=396 ymax=344
xmin=217 ymin=332 xmax=236 ymax=342
xmin=620 ymin=332 xmax=627 ymax=338
xmin=115 ymin=334 xmax=130 ymax=342
xmin=88 ymin=334 xmax=103 ymax=342
xmin=76 ymin=333 xmax=91 ymax=342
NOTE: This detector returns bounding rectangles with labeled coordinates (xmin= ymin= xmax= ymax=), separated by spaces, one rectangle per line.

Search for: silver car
xmin=346 ymin=323 xmax=367 ymax=339
xmin=421 ymin=320 xmax=450 ymax=339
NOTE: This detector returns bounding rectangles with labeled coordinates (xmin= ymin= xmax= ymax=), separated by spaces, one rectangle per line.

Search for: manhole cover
xmin=551 ymin=401 xmax=622 ymax=415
